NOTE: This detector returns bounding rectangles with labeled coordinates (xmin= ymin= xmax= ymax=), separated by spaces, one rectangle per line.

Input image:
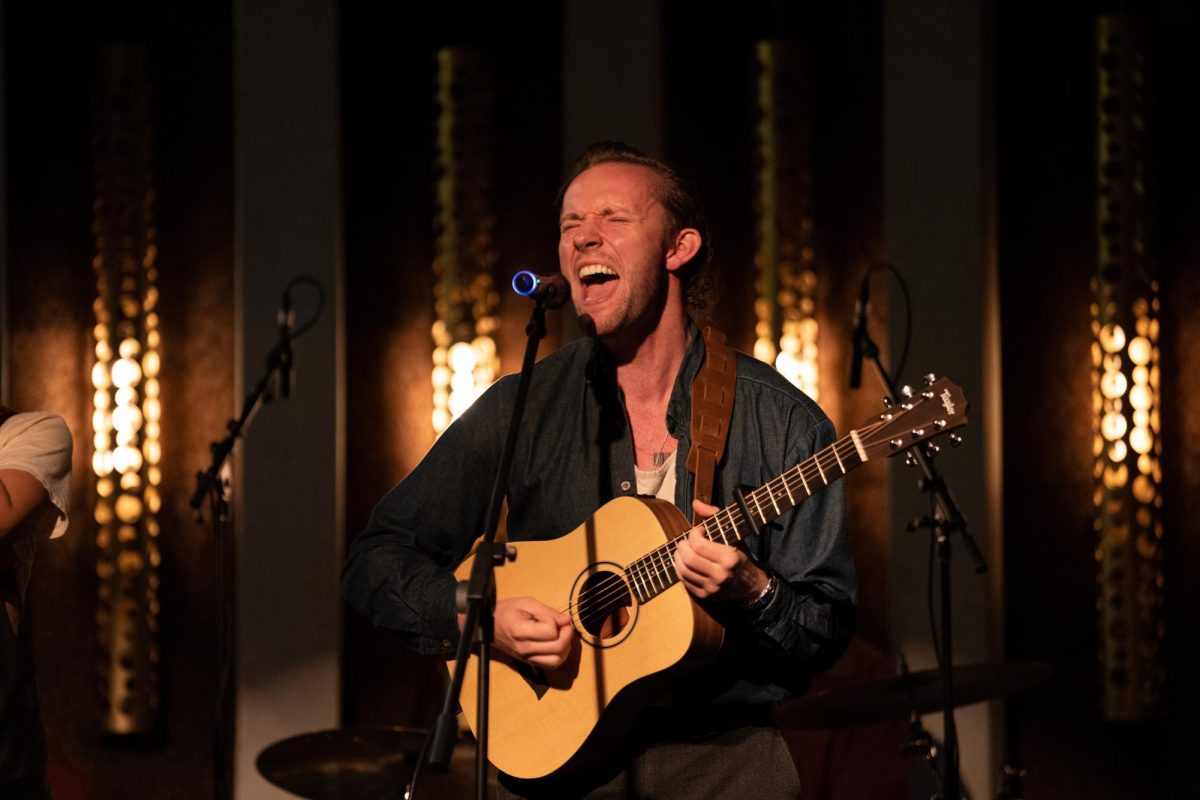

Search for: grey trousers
xmin=497 ymin=725 xmax=802 ymax=800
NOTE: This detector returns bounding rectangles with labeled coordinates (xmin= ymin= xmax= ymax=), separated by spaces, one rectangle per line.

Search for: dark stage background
xmin=3 ymin=0 xmax=1198 ymax=797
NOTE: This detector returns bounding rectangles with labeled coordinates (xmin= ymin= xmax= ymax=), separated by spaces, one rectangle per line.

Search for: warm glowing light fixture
xmin=431 ymin=48 xmax=499 ymax=435
xmin=753 ymin=41 xmax=819 ymax=400
xmin=91 ymin=44 xmax=161 ymax=735
xmin=1092 ymin=15 xmax=1163 ymax=720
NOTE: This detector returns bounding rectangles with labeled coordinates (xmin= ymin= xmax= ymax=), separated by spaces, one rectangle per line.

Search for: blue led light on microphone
xmin=510 ymin=270 xmax=570 ymax=309
xmin=512 ymin=270 xmax=539 ymax=296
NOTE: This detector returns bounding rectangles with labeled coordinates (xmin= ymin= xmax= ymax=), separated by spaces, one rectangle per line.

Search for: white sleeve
xmin=0 ymin=411 xmax=72 ymax=538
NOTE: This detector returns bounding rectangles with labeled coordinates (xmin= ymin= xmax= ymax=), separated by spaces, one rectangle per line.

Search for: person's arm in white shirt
xmin=0 ymin=468 xmax=49 ymax=539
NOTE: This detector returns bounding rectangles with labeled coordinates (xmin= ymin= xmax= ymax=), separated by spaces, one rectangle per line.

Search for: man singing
xmin=344 ymin=142 xmax=855 ymax=798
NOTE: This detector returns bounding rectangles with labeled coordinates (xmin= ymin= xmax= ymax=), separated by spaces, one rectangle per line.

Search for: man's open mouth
xmin=579 ymin=264 xmax=619 ymax=303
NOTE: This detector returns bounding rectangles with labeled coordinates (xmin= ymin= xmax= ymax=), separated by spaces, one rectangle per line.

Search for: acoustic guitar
xmin=452 ymin=377 xmax=968 ymax=779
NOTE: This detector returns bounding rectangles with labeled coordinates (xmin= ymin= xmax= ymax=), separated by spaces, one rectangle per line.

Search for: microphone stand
xmin=418 ymin=299 xmax=549 ymax=800
xmin=190 ymin=325 xmax=294 ymax=800
xmin=852 ymin=323 xmax=987 ymax=800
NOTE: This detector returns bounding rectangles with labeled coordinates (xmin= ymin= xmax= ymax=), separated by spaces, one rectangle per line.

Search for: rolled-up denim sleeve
xmin=746 ymin=416 xmax=856 ymax=676
xmin=341 ymin=379 xmax=509 ymax=655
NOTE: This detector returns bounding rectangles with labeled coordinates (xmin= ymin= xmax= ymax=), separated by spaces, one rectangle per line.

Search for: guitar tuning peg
xmin=904 ymin=451 xmax=918 ymax=467
xmin=882 ymin=396 xmax=894 ymax=409
xmin=900 ymin=385 xmax=914 ymax=399
xmin=923 ymin=373 xmax=937 ymax=386
xmin=923 ymin=443 xmax=941 ymax=458
xmin=949 ymin=433 xmax=963 ymax=447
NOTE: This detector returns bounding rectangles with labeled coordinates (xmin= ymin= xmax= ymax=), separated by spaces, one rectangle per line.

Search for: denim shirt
xmin=342 ymin=331 xmax=856 ymax=707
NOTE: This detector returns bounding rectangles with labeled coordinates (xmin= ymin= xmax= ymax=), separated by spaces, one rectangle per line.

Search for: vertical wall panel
xmin=234 ymin=0 xmax=344 ymax=796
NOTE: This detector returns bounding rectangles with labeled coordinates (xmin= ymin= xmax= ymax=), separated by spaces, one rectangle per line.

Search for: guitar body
xmin=454 ymin=496 xmax=725 ymax=780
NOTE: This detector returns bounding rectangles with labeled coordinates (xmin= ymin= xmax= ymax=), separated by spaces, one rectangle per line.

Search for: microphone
xmin=849 ymin=275 xmax=869 ymax=389
xmin=277 ymin=290 xmax=294 ymax=399
xmin=512 ymin=271 xmax=570 ymax=310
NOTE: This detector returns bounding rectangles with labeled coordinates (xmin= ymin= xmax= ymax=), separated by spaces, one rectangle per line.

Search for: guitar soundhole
xmin=575 ymin=569 xmax=632 ymax=641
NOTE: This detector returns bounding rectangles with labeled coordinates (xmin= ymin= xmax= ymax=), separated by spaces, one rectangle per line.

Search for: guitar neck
xmin=625 ymin=429 xmax=869 ymax=604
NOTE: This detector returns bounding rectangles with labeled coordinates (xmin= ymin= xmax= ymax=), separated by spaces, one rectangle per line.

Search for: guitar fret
xmin=657 ymin=545 xmax=674 ymax=591
xmin=815 ymin=457 xmax=827 ymax=484
xmin=642 ymin=562 xmax=657 ymax=602
xmin=782 ymin=476 xmax=795 ymax=504
xmin=628 ymin=563 xmax=648 ymax=599
xmin=711 ymin=514 xmax=729 ymax=545
xmin=765 ymin=485 xmax=780 ymax=516
xmin=798 ymin=466 xmax=811 ymax=494
xmin=645 ymin=554 xmax=662 ymax=595
xmin=833 ymin=443 xmax=845 ymax=472
xmin=751 ymin=491 xmax=766 ymax=524
xmin=633 ymin=559 xmax=649 ymax=598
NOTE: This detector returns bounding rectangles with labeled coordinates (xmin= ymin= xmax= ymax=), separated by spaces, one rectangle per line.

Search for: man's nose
xmin=573 ymin=221 xmax=600 ymax=250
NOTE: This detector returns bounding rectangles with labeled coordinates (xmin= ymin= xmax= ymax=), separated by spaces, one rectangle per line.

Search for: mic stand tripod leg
xmin=476 ymin=595 xmax=493 ymax=800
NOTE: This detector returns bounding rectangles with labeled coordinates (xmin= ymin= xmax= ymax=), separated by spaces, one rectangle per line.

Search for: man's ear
xmin=665 ymin=228 xmax=702 ymax=273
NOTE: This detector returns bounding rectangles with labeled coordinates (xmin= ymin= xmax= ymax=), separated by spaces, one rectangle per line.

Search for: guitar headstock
xmin=857 ymin=376 xmax=968 ymax=462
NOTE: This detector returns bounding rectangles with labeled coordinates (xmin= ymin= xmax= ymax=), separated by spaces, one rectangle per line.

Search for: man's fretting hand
xmin=674 ymin=500 xmax=769 ymax=605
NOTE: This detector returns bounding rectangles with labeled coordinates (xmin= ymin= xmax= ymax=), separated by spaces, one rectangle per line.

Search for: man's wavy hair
xmin=557 ymin=141 xmax=718 ymax=324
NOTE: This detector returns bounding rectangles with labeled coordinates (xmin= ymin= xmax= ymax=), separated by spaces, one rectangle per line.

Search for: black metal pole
xmin=854 ymin=324 xmax=984 ymax=800
xmin=420 ymin=300 xmax=548 ymax=799
xmin=191 ymin=332 xmax=292 ymax=800
xmin=938 ymin=528 xmax=958 ymax=800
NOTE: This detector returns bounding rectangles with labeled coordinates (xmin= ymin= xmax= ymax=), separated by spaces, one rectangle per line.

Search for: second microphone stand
xmin=190 ymin=329 xmax=294 ymax=800
xmin=853 ymin=324 xmax=987 ymax=800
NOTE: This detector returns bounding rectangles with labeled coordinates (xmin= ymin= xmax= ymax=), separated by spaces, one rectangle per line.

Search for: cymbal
xmin=255 ymin=726 xmax=428 ymax=799
xmin=779 ymin=661 xmax=1052 ymax=730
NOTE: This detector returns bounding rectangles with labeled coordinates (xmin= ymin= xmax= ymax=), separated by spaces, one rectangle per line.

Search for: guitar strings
xmin=562 ymin=420 xmax=890 ymax=625
xmin=565 ymin=426 xmax=878 ymax=624
xmin=566 ymin=429 xmax=869 ymax=624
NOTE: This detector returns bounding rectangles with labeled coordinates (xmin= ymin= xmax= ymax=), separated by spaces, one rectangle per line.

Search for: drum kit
xmin=256 ymin=660 xmax=1048 ymax=799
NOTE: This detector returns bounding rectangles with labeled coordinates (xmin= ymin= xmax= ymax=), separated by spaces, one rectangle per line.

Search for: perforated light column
xmin=753 ymin=41 xmax=819 ymax=400
xmin=91 ymin=44 xmax=161 ymax=735
xmin=1092 ymin=15 xmax=1163 ymax=720
xmin=431 ymin=48 xmax=499 ymax=436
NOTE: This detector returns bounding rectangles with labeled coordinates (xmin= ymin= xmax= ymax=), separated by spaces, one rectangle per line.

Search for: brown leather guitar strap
xmin=685 ymin=326 xmax=737 ymax=524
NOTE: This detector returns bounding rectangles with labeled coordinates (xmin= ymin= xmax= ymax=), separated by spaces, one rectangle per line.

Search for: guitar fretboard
xmin=622 ymin=429 xmax=869 ymax=605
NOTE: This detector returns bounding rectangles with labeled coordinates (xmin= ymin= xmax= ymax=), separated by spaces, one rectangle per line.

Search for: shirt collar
xmin=666 ymin=324 xmax=704 ymax=438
